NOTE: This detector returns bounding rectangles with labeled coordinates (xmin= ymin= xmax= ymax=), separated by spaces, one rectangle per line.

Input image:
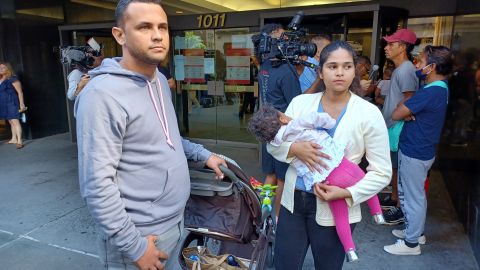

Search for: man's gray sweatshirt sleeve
xmin=181 ymin=138 xmax=211 ymax=164
xmin=75 ymin=88 xmax=147 ymax=261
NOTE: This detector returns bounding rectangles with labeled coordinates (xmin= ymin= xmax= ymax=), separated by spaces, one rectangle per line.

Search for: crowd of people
xmin=248 ymin=22 xmax=454 ymax=269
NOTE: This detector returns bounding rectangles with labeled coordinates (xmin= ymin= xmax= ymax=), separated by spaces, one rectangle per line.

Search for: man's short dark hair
xmin=261 ymin=23 xmax=283 ymax=35
xmin=311 ymin=34 xmax=332 ymax=43
xmin=115 ymin=0 xmax=162 ymax=26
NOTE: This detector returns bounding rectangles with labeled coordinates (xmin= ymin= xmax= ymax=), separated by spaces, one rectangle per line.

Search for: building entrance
xmin=172 ymin=27 xmax=259 ymax=144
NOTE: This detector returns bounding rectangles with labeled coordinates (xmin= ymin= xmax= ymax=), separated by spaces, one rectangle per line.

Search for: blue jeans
xmin=274 ymin=190 xmax=354 ymax=270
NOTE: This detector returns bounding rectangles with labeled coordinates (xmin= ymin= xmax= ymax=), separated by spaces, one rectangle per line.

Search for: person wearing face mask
xmin=380 ymin=29 xmax=419 ymax=225
xmin=384 ymin=45 xmax=452 ymax=256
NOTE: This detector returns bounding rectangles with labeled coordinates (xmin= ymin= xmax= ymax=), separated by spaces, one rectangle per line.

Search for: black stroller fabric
xmin=184 ymin=164 xmax=261 ymax=243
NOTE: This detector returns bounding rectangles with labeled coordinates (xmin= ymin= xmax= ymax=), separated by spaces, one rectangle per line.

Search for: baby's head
xmin=248 ymin=104 xmax=291 ymax=143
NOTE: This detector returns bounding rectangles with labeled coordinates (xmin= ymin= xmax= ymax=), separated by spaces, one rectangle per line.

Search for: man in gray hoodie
xmin=74 ymin=1 xmax=226 ymax=269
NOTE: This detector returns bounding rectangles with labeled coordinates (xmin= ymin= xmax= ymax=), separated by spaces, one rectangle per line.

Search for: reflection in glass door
xmin=172 ymin=28 xmax=258 ymax=144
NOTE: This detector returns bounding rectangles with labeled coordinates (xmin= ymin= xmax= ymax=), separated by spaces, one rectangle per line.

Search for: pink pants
xmin=325 ymin=158 xmax=382 ymax=252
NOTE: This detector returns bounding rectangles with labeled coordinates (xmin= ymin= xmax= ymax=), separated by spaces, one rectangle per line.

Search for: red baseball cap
xmin=383 ymin=29 xmax=417 ymax=45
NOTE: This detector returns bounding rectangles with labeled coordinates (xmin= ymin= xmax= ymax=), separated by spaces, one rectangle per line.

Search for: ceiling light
xmin=176 ymin=10 xmax=184 ymax=14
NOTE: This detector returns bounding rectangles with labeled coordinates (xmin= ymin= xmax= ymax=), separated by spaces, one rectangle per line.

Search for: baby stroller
xmin=178 ymin=156 xmax=276 ymax=270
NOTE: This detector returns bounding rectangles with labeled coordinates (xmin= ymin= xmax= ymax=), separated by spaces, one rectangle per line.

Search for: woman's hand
xmin=18 ymin=105 xmax=27 ymax=113
xmin=289 ymin=141 xmax=331 ymax=173
xmin=313 ymin=183 xmax=352 ymax=201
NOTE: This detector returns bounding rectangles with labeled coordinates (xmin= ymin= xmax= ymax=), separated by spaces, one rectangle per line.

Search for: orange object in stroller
xmin=179 ymin=158 xmax=276 ymax=270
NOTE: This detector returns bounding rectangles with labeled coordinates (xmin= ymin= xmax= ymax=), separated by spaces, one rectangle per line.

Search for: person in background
xmin=0 ymin=62 xmax=26 ymax=149
xmin=157 ymin=62 xmax=176 ymax=91
xmin=380 ymin=28 xmax=419 ymax=225
xmin=66 ymin=43 xmax=103 ymax=101
xmin=253 ymin=23 xmax=302 ymax=220
xmin=298 ymin=34 xmax=332 ymax=94
xmin=356 ymin=55 xmax=375 ymax=101
xmin=75 ymin=1 xmax=226 ymax=269
xmin=384 ymin=45 xmax=452 ymax=256
xmin=239 ymin=56 xmax=259 ymax=118
xmin=375 ymin=65 xmax=395 ymax=109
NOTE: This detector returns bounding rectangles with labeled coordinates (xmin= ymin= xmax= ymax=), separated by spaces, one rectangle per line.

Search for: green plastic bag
xmin=388 ymin=121 xmax=404 ymax=152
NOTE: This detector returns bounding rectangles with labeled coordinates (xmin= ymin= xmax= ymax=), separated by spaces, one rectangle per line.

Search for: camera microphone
xmin=368 ymin=64 xmax=379 ymax=80
xmin=288 ymin=11 xmax=304 ymax=31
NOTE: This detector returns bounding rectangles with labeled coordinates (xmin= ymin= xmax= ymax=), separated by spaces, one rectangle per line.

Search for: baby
xmin=248 ymin=104 xmax=385 ymax=261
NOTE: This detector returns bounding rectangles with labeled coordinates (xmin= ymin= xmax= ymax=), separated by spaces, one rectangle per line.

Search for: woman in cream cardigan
xmin=268 ymin=41 xmax=392 ymax=269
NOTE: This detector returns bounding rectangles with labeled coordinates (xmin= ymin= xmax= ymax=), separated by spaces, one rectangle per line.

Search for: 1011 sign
xmin=196 ymin=13 xmax=226 ymax=28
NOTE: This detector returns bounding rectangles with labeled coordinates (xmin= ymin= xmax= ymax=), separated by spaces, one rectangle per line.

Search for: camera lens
xmin=299 ymin=43 xmax=317 ymax=57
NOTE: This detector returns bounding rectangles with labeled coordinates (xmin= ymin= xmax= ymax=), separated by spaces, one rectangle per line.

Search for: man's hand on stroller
xmin=134 ymin=235 xmax=168 ymax=270
xmin=205 ymin=154 xmax=227 ymax=179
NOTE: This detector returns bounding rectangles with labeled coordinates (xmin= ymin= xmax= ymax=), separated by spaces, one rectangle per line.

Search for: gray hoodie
xmin=75 ymin=58 xmax=211 ymax=261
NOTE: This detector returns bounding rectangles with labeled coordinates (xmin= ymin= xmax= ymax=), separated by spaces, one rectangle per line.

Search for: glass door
xmin=172 ymin=28 xmax=258 ymax=144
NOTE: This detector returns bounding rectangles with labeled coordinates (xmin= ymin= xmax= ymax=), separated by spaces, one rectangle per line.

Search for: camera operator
xmin=65 ymin=41 xmax=104 ymax=101
xmin=298 ymin=34 xmax=332 ymax=94
xmin=255 ymin=23 xmax=302 ymax=220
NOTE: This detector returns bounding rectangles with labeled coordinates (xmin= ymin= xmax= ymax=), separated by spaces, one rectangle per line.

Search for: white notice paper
xmin=204 ymin=58 xmax=215 ymax=74
xmin=173 ymin=55 xmax=185 ymax=81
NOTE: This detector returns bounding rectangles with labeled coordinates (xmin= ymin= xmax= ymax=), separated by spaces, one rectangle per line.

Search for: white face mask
xmin=422 ymin=64 xmax=433 ymax=75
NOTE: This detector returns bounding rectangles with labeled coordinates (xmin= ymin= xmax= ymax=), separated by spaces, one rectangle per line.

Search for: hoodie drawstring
xmin=147 ymin=79 xmax=175 ymax=150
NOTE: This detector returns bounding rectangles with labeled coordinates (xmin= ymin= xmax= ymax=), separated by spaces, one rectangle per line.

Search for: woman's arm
xmin=11 ymin=80 xmax=26 ymax=110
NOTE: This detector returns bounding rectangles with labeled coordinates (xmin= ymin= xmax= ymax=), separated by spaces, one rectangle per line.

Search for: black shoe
xmin=380 ymin=195 xmax=398 ymax=210
xmin=383 ymin=207 xmax=405 ymax=225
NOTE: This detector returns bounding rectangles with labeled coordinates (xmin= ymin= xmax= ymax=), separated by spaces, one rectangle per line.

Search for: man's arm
xmin=304 ymin=76 xmax=322 ymax=94
xmin=167 ymin=78 xmax=176 ymax=90
xmin=75 ymin=89 xmax=147 ymax=262
xmin=67 ymin=70 xmax=84 ymax=101
xmin=181 ymin=138 xmax=226 ymax=178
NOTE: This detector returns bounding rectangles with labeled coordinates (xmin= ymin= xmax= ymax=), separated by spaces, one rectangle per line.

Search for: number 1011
xmin=196 ymin=14 xmax=226 ymax=28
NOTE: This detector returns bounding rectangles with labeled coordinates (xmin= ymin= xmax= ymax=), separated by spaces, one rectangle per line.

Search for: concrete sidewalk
xmin=0 ymin=133 xmax=478 ymax=270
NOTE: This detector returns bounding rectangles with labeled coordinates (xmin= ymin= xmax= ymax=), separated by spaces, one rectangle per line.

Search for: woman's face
xmin=415 ymin=52 xmax=434 ymax=75
xmin=415 ymin=53 xmax=430 ymax=70
xmin=320 ymin=48 xmax=356 ymax=93
xmin=0 ymin=64 xmax=7 ymax=76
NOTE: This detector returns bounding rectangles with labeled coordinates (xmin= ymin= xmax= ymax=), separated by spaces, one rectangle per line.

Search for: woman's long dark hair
xmin=317 ymin=40 xmax=362 ymax=94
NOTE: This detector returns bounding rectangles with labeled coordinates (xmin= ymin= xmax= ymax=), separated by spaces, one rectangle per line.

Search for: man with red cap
xmin=380 ymin=28 xmax=419 ymax=226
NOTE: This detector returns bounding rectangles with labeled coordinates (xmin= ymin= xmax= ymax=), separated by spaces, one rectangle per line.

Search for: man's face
xmin=355 ymin=62 xmax=368 ymax=77
xmin=384 ymin=41 xmax=405 ymax=62
xmin=270 ymin=28 xmax=285 ymax=39
xmin=113 ymin=2 xmax=169 ymax=65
